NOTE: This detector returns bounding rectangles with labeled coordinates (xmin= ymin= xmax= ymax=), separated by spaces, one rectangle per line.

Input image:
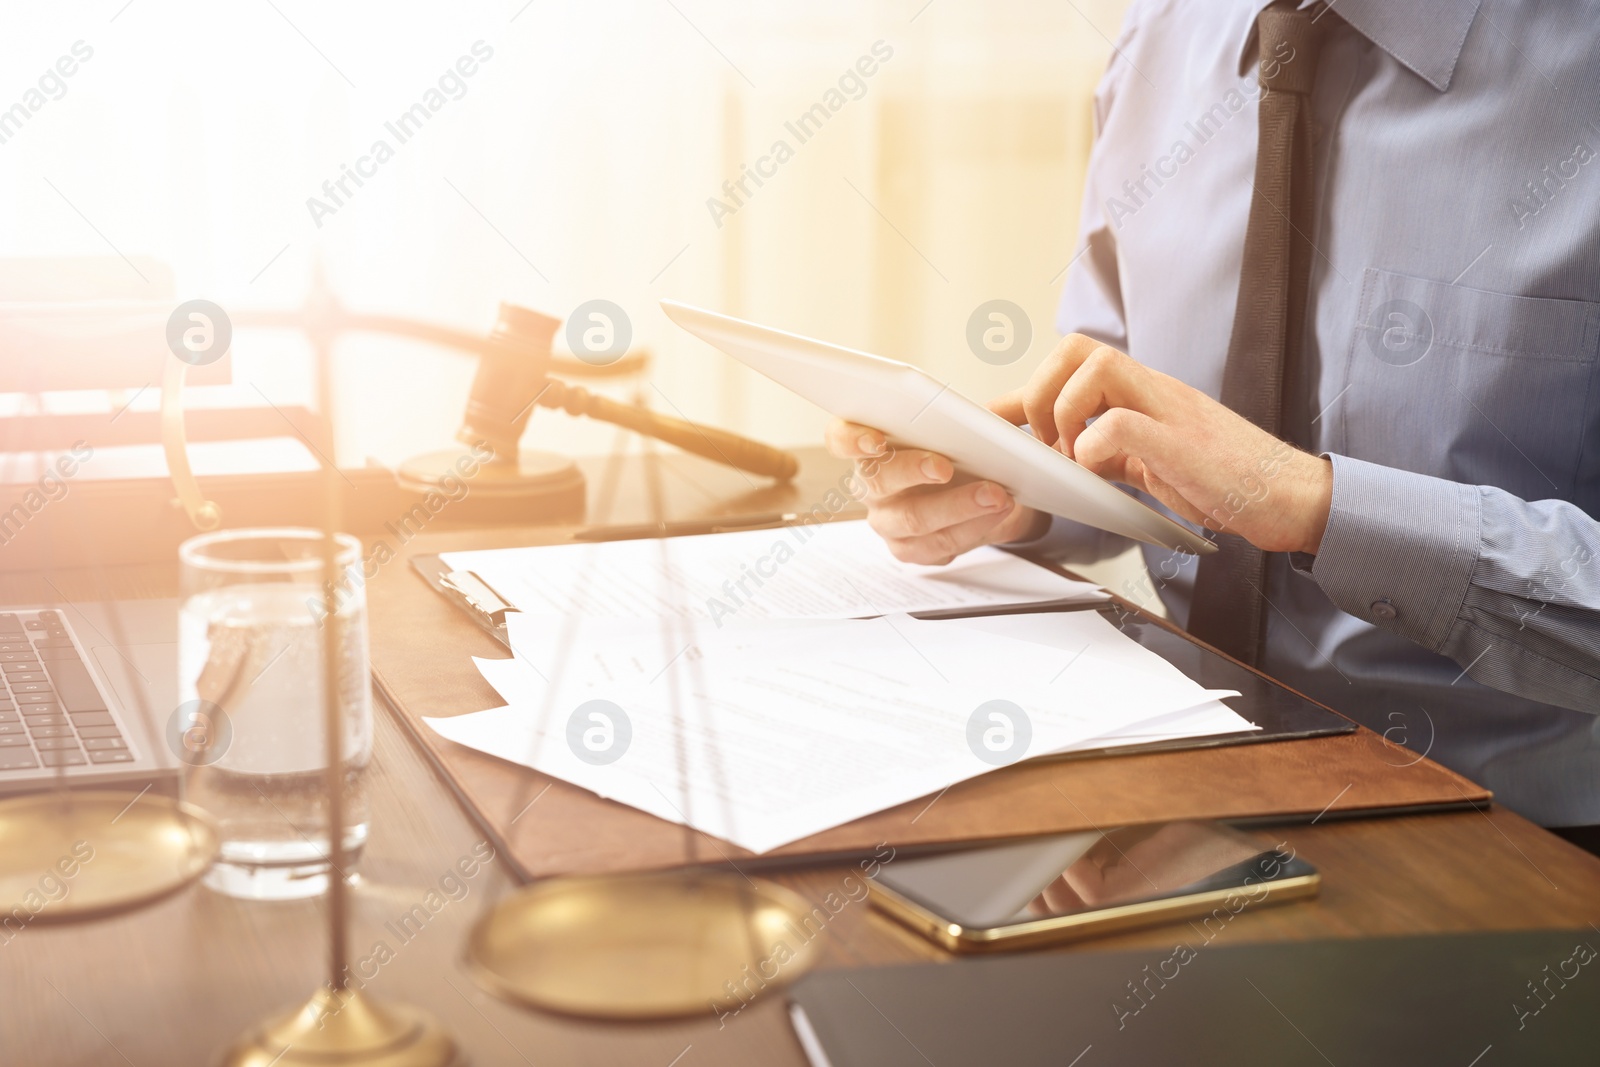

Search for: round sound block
xmin=465 ymin=870 xmax=824 ymax=1020
xmin=396 ymin=448 xmax=586 ymax=522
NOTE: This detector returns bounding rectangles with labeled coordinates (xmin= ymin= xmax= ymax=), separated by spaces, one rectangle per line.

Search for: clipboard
xmin=406 ymin=548 xmax=1356 ymax=762
xmin=373 ymin=536 xmax=1483 ymax=881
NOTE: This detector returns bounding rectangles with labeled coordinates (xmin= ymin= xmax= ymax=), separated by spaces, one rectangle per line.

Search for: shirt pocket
xmin=1341 ymin=267 xmax=1600 ymax=502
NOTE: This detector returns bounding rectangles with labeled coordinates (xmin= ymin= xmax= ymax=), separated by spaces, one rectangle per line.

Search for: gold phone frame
xmin=869 ymin=862 xmax=1322 ymax=954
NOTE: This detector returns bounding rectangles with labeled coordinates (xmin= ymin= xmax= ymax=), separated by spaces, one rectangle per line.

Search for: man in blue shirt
xmin=828 ymin=0 xmax=1600 ymax=845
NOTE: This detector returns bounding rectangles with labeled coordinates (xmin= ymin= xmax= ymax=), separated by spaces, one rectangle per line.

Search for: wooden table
xmin=5 ymin=447 xmax=1600 ymax=1066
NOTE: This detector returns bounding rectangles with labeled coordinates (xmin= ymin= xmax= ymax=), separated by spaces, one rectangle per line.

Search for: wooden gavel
xmin=461 ymin=302 xmax=799 ymax=482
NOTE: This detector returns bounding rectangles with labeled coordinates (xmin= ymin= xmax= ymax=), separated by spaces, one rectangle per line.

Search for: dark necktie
xmin=1187 ymin=1 xmax=1324 ymax=667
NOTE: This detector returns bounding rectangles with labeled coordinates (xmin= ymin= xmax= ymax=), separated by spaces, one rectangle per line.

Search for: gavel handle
xmin=538 ymin=379 xmax=799 ymax=482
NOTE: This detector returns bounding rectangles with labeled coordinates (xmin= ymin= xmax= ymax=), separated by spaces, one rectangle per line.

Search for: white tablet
xmin=661 ymin=300 xmax=1215 ymax=556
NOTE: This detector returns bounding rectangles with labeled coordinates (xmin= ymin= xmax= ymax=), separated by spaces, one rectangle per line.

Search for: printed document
xmin=426 ymin=610 xmax=1250 ymax=853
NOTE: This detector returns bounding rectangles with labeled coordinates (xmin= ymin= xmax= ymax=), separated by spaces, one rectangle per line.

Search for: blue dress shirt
xmin=1031 ymin=0 xmax=1600 ymax=825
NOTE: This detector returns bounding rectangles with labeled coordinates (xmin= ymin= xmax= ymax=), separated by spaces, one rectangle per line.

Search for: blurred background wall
xmin=0 ymin=0 xmax=1130 ymax=467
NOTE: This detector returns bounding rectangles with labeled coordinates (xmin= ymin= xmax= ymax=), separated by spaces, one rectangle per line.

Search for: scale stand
xmin=220 ymin=317 xmax=461 ymax=1067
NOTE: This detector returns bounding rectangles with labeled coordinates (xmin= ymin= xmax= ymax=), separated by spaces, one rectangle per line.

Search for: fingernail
xmin=920 ymin=457 xmax=945 ymax=480
xmin=858 ymin=433 xmax=884 ymax=455
xmin=975 ymin=483 xmax=1005 ymax=508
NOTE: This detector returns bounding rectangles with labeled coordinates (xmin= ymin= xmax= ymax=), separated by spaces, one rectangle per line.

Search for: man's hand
xmin=824 ymin=422 xmax=1047 ymax=565
xmin=991 ymin=334 xmax=1333 ymax=555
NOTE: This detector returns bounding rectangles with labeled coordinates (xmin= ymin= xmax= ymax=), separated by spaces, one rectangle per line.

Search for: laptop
xmin=788 ymin=929 xmax=1599 ymax=1066
xmin=0 ymin=599 xmax=179 ymax=793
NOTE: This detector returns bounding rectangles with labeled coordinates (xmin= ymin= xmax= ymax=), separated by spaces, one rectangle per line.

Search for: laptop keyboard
xmin=0 ymin=610 xmax=132 ymax=772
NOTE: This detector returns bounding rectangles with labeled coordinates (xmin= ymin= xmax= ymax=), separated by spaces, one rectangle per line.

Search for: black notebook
xmin=789 ymin=930 xmax=1599 ymax=1067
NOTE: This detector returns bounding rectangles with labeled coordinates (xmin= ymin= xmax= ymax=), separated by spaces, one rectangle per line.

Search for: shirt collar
xmin=1236 ymin=0 xmax=1481 ymax=93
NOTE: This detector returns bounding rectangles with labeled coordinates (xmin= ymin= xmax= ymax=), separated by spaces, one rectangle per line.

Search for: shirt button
xmin=1370 ymin=599 xmax=1398 ymax=621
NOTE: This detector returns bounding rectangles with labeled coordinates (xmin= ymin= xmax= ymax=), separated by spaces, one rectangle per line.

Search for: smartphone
xmin=868 ymin=821 xmax=1319 ymax=953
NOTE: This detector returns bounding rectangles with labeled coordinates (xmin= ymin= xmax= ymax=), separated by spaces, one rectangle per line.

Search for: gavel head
xmin=457 ymin=302 xmax=561 ymax=463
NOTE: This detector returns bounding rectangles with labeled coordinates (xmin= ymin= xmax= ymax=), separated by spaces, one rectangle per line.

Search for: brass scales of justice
xmin=0 ymin=274 xmax=821 ymax=1066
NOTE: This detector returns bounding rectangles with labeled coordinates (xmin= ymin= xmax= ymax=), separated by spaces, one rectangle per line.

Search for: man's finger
xmin=867 ymin=480 xmax=1013 ymax=541
xmin=882 ymin=505 xmax=1022 ymax=566
xmin=853 ymin=449 xmax=953 ymax=498
xmin=1021 ymin=335 xmax=1102 ymax=446
xmin=1052 ymin=346 xmax=1147 ymax=458
xmin=824 ymin=419 xmax=889 ymax=459
xmin=1139 ymin=465 xmax=1213 ymax=530
xmin=988 ymin=389 xmax=1026 ymax=425
xmin=1072 ymin=407 xmax=1165 ymax=480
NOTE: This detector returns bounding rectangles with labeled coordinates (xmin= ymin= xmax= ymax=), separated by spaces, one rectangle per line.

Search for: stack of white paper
xmin=438 ymin=519 xmax=1111 ymax=624
xmin=426 ymin=608 xmax=1252 ymax=854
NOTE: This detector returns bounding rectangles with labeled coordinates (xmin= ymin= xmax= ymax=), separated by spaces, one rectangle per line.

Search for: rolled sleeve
xmin=1310 ymin=453 xmax=1482 ymax=653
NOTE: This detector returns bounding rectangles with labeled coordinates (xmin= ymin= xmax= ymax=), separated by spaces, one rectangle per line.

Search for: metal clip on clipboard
xmin=436 ymin=568 xmax=520 ymax=642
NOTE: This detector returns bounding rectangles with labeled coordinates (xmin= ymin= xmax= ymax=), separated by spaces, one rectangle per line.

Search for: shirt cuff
xmin=1310 ymin=454 xmax=1482 ymax=653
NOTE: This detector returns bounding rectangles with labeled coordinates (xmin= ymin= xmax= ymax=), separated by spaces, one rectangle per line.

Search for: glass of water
xmin=177 ymin=528 xmax=372 ymax=901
